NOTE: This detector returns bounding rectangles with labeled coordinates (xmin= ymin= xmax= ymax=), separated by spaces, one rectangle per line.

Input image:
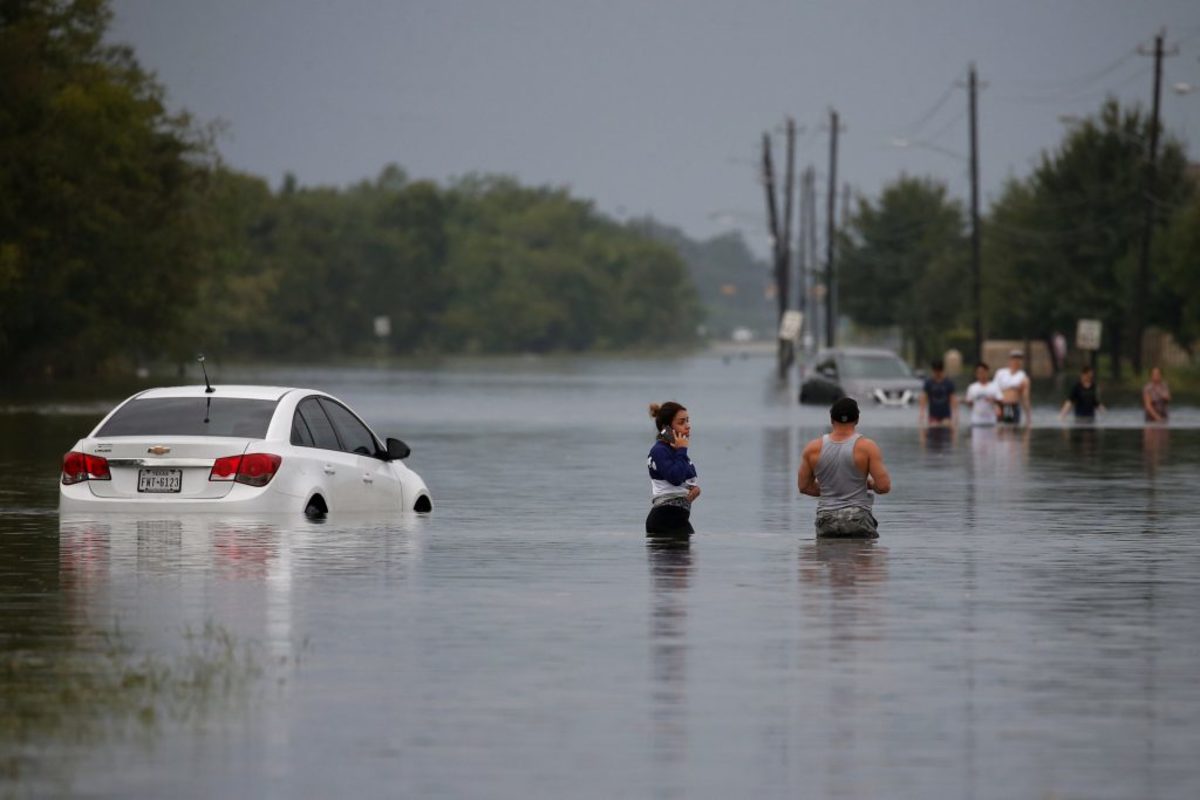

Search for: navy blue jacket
xmin=647 ymin=440 xmax=697 ymax=486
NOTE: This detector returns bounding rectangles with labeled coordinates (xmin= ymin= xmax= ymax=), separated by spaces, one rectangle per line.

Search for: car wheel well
xmin=304 ymin=494 xmax=328 ymax=518
xmin=413 ymin=494 xmax=432 ymax=513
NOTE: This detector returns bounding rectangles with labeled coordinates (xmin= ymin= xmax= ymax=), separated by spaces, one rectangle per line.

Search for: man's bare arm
xmin=863 ymin=439 xmax=891 ymax=494
xmin=797 ymin=441 xmax=821 ymax=497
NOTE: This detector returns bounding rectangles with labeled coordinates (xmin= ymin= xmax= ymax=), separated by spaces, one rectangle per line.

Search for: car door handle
xmin=323 ymin=465 xmax=336 ymax=475
xmin=362 ymin=474 xmax=374 ymax=484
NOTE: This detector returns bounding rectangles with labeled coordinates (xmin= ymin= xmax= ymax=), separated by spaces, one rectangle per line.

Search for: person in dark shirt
xmin=919 ymin=359 xmax=958 ymax=427
xmin=1059 ymin=365 xmax=1104 ymax=421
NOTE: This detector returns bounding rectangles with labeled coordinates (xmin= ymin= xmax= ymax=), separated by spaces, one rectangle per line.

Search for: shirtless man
xmin=797 ymin=397 xmax=892 ymax=538
xmin=993 ymin=349 xmax=1031 ymax=425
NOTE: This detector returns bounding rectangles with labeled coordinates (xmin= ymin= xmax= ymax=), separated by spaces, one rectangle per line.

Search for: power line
xmin=1006 ymin=49 xmax=1138 ymax=95
xmin=898 ymin=81 xmax=959 ymax=140
xmin=921 ymin=107 xmax=969 ymax=147
xmin=997 ymin=64 xmax=1153 ymax=105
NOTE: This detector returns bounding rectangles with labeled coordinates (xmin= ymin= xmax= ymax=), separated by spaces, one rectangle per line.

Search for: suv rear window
xmin=95 ymin=398 xmax=278 ymax=438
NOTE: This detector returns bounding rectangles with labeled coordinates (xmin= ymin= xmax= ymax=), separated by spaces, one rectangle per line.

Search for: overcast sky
xmin=111 ymin=0 xmax=1200 ymax=253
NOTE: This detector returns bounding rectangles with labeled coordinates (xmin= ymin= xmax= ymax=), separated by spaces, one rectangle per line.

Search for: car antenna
xmin=197 ymin=353 xmax=215 ymax=394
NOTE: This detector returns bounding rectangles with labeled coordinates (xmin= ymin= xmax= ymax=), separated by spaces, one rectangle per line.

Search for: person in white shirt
xmin=993 ymin=349 xmax=1031 ymax=425
xmin=964 ymin=362 xmax=1003 ymax=426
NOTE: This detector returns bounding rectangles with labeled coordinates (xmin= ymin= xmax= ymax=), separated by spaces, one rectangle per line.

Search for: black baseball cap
xmin=830 ymin=397 xmax=859 ymax=424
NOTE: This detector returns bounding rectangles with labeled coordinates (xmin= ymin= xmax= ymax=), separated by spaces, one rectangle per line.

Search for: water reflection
xmin=1142 ymin=425 xmax=1169 ymax=476
xmin=760 ymin=426 xmax=795 ymax=531
xmin=646 ymin=537 xmax=693 ymax=789
xmin=799 ymin=539 xmax=888 ymax=603
xmin=798 ymin=539 xmax=888 ymax=798
xmin=918 ymin=424 xmax=956 ymax=456
xmin=59 ymin=513 xmax=423 ymax=664
xmin=1060 ymin=424 xmax=1100 ymax=462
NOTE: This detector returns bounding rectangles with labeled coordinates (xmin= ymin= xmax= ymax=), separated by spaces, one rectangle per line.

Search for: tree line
xmin=838 ymin=99 xmax=1197 ymax=375
xmin=1 ymin=1 xmax=716 ymax=380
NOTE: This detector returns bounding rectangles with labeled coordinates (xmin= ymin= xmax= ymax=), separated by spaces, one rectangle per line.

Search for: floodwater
xmin=2 ymin=354 xmax=1199 ymax=799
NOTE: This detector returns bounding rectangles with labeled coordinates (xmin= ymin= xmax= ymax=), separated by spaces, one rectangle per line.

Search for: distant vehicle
xmin=59 ymin=385 xmax=432 ymax=516
xmin=799 ymin=348 xmax=923 ymax=406
xmin=731 ymin=327 xmax=755 ymax=343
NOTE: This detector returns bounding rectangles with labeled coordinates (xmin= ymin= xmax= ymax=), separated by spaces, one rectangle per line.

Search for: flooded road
xmin=3 ymin=355 xmax=1199 ymax=798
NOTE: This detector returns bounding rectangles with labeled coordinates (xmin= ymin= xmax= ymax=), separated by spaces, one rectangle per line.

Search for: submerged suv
xmin=799 ymin=348 xmax=923 ymax=406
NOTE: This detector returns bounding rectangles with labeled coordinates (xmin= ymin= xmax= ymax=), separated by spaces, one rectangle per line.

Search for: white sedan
xmin=59 ymin=385 xmax=432 ymax=516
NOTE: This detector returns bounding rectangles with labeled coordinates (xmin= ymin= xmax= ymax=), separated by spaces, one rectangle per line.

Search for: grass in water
xmin=0 ymin=620 xmax=285 ymax=790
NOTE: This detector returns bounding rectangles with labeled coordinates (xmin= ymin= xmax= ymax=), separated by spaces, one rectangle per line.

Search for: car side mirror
xmin=386 ymin=437 xmax=411 ymax=460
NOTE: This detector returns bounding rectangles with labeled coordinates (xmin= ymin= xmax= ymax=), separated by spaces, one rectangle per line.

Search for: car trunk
xmin=85 ymin=437 xmax=253 ymax=500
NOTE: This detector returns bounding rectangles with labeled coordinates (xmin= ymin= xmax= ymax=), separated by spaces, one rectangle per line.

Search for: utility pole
xmin=779 ymin=118 xmax=797 ymax=377
xmin=1133 ymin=31 xmax=1175 ymax=374
xmin=968 ymin=63 xmax=983 ymax=365
xmin=807 ymin=166 xmax=819 ymax=350
xmin=797 ymin=167 xmax=811 ymax=319
xmin=825 ymin=109 xmax=840 ymax=349
xmin=761 ymin=132 xmax=786 ymax=379
xmin=795 ymin=166 xmax=816 ymax=367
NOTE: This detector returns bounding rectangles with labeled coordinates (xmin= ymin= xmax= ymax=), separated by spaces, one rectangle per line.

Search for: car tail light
xmin=209 ymin=455 xmax=241 ymax=481
xmin=61 ymin=451 xmax=111 ymax=485
xmin=236 ymin=453 xmax=281 ymax=486
xmin=209 ymin=453 xmax=282 ymax=487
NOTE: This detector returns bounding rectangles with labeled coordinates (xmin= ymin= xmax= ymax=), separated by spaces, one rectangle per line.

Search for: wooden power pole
xmin=1133 ymin=31 xmax=1174 ymax=374
xmin=762 ymin=122 xmax=798 ymax=380
xmin=825 ymin=109 xmax=840 ymax=349
xmin=968 ymin=63 xmax=983 ymax=365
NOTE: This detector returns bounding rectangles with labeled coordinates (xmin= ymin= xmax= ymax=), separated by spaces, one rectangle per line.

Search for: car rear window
xmin=95 ymin=398 xmax=279 ymax=438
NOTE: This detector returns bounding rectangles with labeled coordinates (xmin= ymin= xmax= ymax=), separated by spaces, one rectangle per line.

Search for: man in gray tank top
xmin=797 ymin=397 xmax=892 ymax=537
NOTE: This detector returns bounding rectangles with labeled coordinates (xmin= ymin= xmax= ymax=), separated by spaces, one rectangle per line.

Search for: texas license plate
xmin=138 ymin=468 xmax=182 ymax=493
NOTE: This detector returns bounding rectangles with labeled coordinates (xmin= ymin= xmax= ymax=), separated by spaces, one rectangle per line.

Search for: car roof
xmin=132 ymin=385 xmax=306 ymax=401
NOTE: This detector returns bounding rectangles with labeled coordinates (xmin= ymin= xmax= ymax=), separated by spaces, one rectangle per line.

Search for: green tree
xmin=632 ymin=219 xmax=772 ymax=338
xmin=1152 ymin=193 xmax=1200 ymax=353
xmin=0 ymin=0 xmax=203 ymax=376
xmin=439 ymin=176 xmax=699 ymax=353
xmin=838 ymin=176 xmax=968 ymax=361
xmin=984 ymin=99 xmax=1191 ymax=374
xmin=362 ymin=175 xmax=450 ymax=352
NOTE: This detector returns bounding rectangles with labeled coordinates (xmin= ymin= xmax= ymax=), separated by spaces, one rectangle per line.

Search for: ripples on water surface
xmin=2 ymin=355 xmax=1199 ymax=799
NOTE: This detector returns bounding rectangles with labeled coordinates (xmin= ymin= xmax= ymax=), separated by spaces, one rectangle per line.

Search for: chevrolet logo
xmin=147 ymin=445 xmax=171 ymax=455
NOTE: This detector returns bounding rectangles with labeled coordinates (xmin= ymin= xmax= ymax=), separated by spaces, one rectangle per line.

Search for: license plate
xmin=138 ymin=468 xmax=182 ymax=493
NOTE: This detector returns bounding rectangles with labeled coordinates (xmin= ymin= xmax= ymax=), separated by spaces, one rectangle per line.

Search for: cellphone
xmin=659 ymin=427 xmax=675 ymax=444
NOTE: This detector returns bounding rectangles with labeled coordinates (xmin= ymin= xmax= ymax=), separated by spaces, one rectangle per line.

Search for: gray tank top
xmin=815 ymin=433 xmax=872 ymax=512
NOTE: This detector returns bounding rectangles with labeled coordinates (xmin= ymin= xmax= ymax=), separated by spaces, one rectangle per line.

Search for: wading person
xmin=797 ymin=398 xmax=891 ymax=538
xmin=965 ymin=362 xmax=1003 ymax=427
xmin=994 ymin=349 xmax=1032 ymax=425
xmin=1143 ymin=366 xmax=1171 ymax=423
xmin=645 ymin=402 xmax=700 ymax=537
xmin=1059 ymin=365 xmax=1104 ymax=421
xmin=919 ymin=358 xmax=958 ymax=427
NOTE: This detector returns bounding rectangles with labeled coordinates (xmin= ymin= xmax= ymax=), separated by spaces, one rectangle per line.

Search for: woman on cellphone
xmin=645 ymin=402 xmax=700 ymax=537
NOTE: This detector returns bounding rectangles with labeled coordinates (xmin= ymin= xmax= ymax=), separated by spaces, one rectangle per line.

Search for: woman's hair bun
xmin=648 ymin=403 xmax=661 ymax=419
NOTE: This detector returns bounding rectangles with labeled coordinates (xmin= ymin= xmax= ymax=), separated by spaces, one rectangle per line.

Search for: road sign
xmin=779 ymin=311 xmax=804 ymax=341
xmin=1076 ymin=319 xmax=1102 ymax=351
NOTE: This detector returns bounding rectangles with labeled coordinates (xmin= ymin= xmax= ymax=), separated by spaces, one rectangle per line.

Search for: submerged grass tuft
xmin=0 ymin=620 xmax=286 ymax=791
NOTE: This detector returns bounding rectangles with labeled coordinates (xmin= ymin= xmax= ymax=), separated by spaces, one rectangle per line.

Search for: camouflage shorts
xmin=815 ymin=507 xmax=879 ymax=538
